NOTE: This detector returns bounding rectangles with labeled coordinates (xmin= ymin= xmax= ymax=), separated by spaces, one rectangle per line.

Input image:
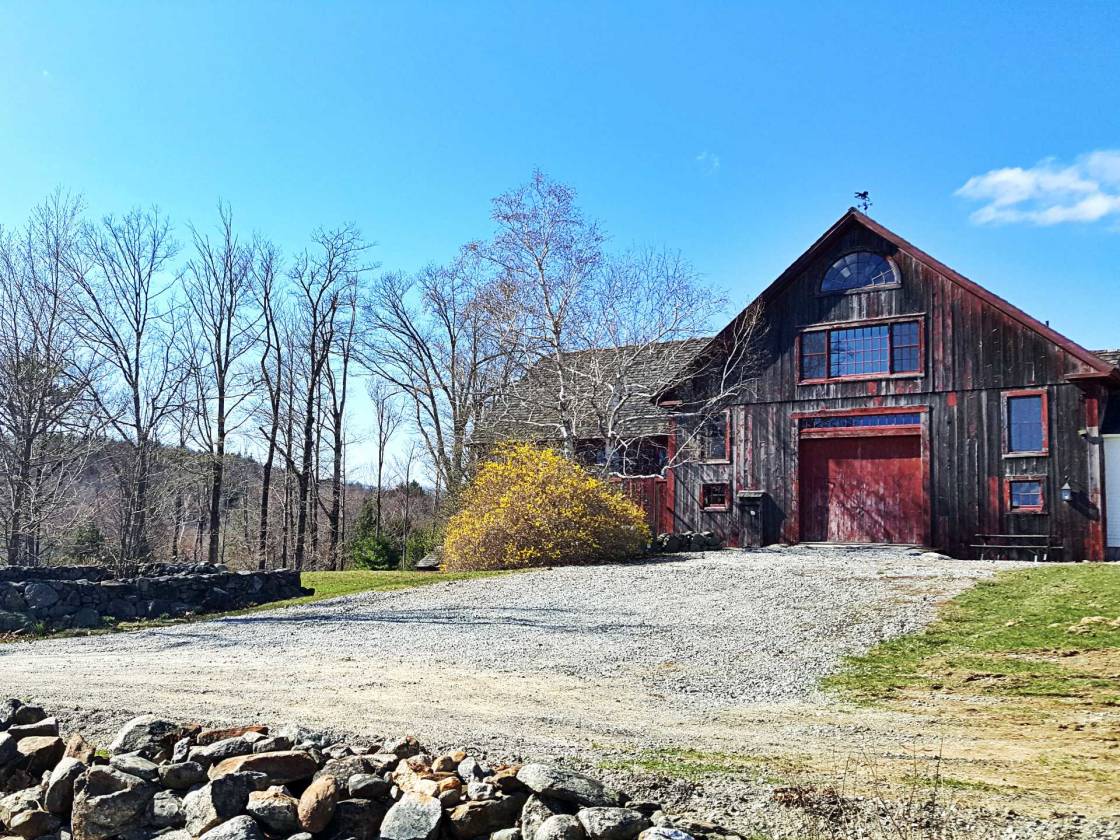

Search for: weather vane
xmin=854 ymin=191 xmax=872 ymax=213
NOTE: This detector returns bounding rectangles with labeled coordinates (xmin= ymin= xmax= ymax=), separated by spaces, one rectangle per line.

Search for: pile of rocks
xmin=651 ymin=533 xmax=721 ymax=554
xmin=0 ymin=568 xmax=310 ymax=634
xmin=0 ymin=701 xmax=730 ymax=840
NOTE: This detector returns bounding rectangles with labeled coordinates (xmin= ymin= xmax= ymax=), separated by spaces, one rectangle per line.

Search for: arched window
xmin=821 ymin=252 xmax=899 ymax=293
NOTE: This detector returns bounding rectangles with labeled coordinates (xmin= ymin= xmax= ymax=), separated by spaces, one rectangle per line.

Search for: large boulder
xmin=297 ymin=775 xmax=340 ymax=833
xmin=183 ymin=773 xmax=265 ymax=836
xmin=16 ymin=735 xmax=64 ymax=773
xmin=210 ymin=751 xmax=318 ymax=784
xmin=23 ymin=582 xmax=59 ymax=609
xmin=246 ymin=787 xmax=301 ymax=835
xmin=323 ymin=798 xmax=386 ymax=840
xmin=348 ymin=773 xmax=390 ymax=800
xmin=0 ymin=733 xmax=16 ymax=767
xmin=196 ymin=725 xmax=268 ymax=746
xmin=638 ymin=829 xmax=695 ymax=840
xmin=0 ymin=611 xmax=33 ymax=633
xmin=447 ymin=793 xmax=526 ymax=839
xmin=10 ymin=706 xmax=45 ymax=726
xmin=71 ymin=766 xmax=155 ymax=840
xmin=8 ymin=808 xmax=61 ymax=839
xmin=537 ymin=815 xmax=586 ymax=840
xmin=147 ymin=790 xmax=186 ymax=829
xmin=516 ymin=766 xmax=619 ymax=808
xmin=45 ymin=757 xmax=86 ymax=815
xmin=0 ymin=699 xmax=21 ymax=730
xmin=0 ymin=787 xmax=42 ymax=826
xmin=314 ymin=755 xmax=374 ymax=782
xmin=159 ymin=761 xmax=207 ymax=790
xmin=65 ymin=733 xmax=97 ymax=764
xmin=190 ymin=736 xmax=256 ymax=766
xmin=380 ymin=792 xmax=443 ymax=840
xmin=198 ymin=814 xmax=264 ymax=840
xmin=7 ymin=717 xmax=59 ymax=739
xmin=521 ymin=795 xmax=565 ymax=840
xmin=107 ymin=716 xmax=180 ymax=758
xmin=109 ymin=752 xmax=160 ymax=782
xmin=576 ymin=808 xmax=649 ymax=840
xmin=73 ymin=607 xmax=102 ymax=629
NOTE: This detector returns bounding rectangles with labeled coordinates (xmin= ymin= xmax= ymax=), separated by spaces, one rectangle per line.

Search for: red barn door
xmin=799 ymin=434 xmax=924 ymax=544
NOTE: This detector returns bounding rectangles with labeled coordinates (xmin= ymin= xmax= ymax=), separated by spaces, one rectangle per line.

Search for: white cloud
xmin=956 ymin=150 xmax=1120 ymax=226
xmin=695 ymin=150 xmax=720 ymax=175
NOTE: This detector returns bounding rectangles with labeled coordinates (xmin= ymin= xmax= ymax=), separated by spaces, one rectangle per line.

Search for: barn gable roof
xmin=658 ymin=208 xmax=1119 ymax=399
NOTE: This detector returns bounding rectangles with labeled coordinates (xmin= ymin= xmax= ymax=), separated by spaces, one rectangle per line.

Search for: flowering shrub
xmin=442 ymin=442 xmax=650 ymax=570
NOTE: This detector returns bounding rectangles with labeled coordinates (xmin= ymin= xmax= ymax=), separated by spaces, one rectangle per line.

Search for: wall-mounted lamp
xmin=1060 ymin=482 xmax=1074 ymax=504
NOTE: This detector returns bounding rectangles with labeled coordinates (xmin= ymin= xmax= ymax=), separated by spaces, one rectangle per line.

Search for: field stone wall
xmin=0 ymin=565 xmax=310 ymax=632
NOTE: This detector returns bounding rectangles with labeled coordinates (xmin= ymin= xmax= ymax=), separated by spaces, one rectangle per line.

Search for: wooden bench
xmin=970 ymin=533 xmax=1063 ymax=562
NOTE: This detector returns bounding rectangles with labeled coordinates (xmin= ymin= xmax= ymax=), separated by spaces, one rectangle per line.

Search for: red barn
xmin=657 ymin=209 xmax=1120 ymax=561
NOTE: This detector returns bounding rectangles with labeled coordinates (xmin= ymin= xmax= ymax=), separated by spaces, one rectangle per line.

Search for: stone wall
xmin=0 ymin=568 xmax=311 ymax=633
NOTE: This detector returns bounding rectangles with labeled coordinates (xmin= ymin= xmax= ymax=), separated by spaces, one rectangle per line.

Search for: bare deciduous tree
xmin=288 ymin=226 xmax=367 ymax=570
xmin=482 ymin=172 xmax=762 ymax=475
xmin=361 ymin=251 xmax=516 ymax=496
xmin=72 ymin=206 xmax=187 ymax=566
xmin=0 ymin=191 xmax=101 ymax=564
xmin=367 ymin=378 xmax=404 ymax=539
xmin=252 ymin=239 xmax=287 ymax=568
xmin=184 ymin=204 xmax=261 ymax=564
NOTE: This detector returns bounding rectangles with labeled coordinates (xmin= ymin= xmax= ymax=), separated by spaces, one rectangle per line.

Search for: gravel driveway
xmin=0 ymin=546 xmax=1013 ymax=760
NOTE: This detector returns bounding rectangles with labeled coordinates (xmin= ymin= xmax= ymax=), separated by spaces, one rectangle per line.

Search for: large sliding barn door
xmin=799 ymin=434 xmax=924 ymax=544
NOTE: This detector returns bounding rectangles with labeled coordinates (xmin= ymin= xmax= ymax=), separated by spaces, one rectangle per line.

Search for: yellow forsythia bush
xmin=442 ymin=442 xmax=651 ymax=571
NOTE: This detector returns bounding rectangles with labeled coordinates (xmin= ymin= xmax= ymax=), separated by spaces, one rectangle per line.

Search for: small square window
xmin=1008 ymin=479 xmax=1044 ymax=512
xmin=700 ymin=483 xmax=729 ymax=510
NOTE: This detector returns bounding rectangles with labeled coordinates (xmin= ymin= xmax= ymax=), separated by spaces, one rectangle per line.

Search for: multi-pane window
xmin=700 ymin=413 xmax=729 ymax=461
xmin=799 ymin=412 xmax=922 ymax=430
xmin=1007 ymin=394 xmax=1046 ymax=453
xmin=891 ymin=321 xmax=921 ymax=373
xmin=831 ymin=325 xmax=890 ymax=376
xmin=1008 ymin=479 xmax=1044 ymax=512
xmin=800 ymin=330 xmax=827 ymax=379
xmin=821 ymin=252 xmax=899 ymax=293
xmin=799 ymin=321 xmax=922 ymax=381
xmin=700 ymin=483 xmax=729 ymax=510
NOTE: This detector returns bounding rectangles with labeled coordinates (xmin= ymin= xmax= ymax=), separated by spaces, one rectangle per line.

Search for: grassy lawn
xmin=824 ymin=564 xmax=1120 ymax=704
xmin=233 ymin=569 xmax=510 ymax=614
xmin=818 ymin=564 xmax=1120 ymax=813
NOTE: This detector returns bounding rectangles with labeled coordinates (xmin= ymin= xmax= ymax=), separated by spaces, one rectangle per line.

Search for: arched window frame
xmin=819 ymin=251 xmax=901 ymax=295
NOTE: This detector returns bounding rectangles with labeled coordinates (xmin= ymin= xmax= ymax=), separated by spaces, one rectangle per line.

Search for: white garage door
xmin=1107 ymin=436 xmax=1120 ymax=548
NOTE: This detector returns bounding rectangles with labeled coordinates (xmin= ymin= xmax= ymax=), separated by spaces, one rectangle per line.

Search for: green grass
xmin=824 ymin=564 xmax=1120 ymax=703
xmin=235 ymin=569 xmax=510 ymax=614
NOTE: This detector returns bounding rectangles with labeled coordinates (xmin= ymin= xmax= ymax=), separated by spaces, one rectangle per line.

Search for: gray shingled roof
xmin=1094 ymin=349 xmax=1120 ymax=369
xmin=482 ymin=338 xmax=710 ymax=442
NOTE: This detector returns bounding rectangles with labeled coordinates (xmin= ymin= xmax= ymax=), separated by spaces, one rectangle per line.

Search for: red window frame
xmin=797 ymin=317 xmax=925 ymax=384
xmin=1005 ymin=475 xmax=1046 ymax=514
xmin=1002 ymin=389 xmax=1049 ymax=456
xmin=700 ymin=482 xmax=730 ymax=511
xmin=700 ymin=410 xmax=731 ymax=463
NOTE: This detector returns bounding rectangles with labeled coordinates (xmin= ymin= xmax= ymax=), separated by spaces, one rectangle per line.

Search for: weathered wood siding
xmin=669 ymin=218 xmax=1109 ymax=559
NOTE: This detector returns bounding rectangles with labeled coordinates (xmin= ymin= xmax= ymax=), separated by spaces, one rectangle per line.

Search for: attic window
xmin=821 ymin=252 xmax=899 ymax=293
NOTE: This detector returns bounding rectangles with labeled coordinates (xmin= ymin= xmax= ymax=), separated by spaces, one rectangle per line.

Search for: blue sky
xmin=2 ymin=1 xmax=1119 ymax=468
